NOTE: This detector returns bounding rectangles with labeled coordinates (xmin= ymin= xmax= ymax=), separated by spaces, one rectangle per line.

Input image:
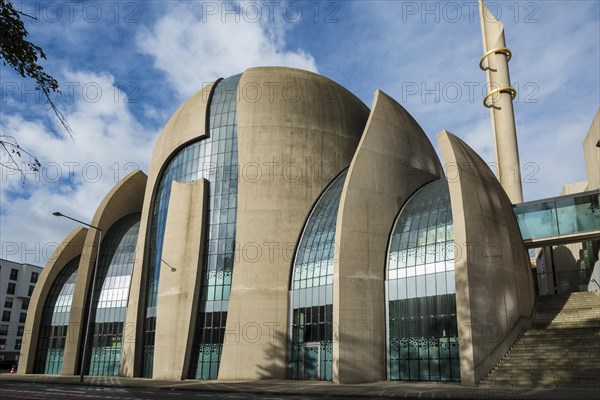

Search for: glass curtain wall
xmin=289 ymin=170 xmax=347 ymax=381
xmin=141 ymin=75 xmax=241 ymax=378
xmin=386 ymin=179 xmax=460 ymax=382
xmin=188 ymin=75 xmax=240 ymax=380
xmin=34 ymin=257 xmax=80 ymax=373
xmin=85 ymin=213 xmax=140 ymax=375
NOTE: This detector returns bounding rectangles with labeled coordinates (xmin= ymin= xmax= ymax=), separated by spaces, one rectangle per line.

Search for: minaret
xmin=479 ymin=0 xmax=523 ymax=203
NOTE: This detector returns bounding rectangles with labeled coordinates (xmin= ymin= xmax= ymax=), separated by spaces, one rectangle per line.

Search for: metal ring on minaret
xmin=479 ymin=47 xmax=512 ymax=71
xmin=483 ymin=86 xmax=517 ymax=108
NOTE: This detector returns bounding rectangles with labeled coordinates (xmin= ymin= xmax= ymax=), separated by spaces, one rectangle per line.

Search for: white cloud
xmin=0 ymin=70 xmax=156 ymax=264
xmin=136 ymin=2 xmax=318 ymax=98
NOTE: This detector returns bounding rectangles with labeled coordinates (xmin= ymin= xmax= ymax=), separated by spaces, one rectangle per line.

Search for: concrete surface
xmin=122 ymin=83 xmax=215 ymax=378
xmin=333 ymin=90 xmax=444 ymax=383
xmin=61 ymin=170 xmax=147 ymax=376
xmin=438 ymin=130 xmax=535 ymax=385
xmin=1 ymin=374 xmax=599 ymax=400
xmin=583 ymin=108 xmax=599 ymax=191
xmin=219 ymin=66 xmax=370 ymax=380
xmin=17 ymin=228 xmax=88 ymax=375
xmin=153 ymin=179 xmax=208 ymax=380
xmin=479 ymin=0 xmax=523 ymax=204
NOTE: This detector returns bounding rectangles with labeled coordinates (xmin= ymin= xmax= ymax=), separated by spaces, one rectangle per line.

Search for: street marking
xmin=46 ymin=388 xmax=87 ymax=394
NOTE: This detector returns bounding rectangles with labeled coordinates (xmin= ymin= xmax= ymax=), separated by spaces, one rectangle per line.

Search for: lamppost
xmin=52 ymin=211 xmax=102 ymax=383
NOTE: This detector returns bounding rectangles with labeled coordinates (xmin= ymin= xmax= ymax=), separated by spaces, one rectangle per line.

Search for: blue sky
xmin=1 ymin=0 xmax=599 ymax=265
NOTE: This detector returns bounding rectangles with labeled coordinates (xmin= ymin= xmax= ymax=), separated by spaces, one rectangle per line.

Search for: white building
xmin=0 ymin=258 xmax=42 ymax=367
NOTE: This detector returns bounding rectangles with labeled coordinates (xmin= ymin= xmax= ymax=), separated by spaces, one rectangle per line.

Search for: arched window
xmin=189 ymin=74 xmax=240 ymax=380
xmin=34 ymin=256 xmax=80 ymax=374
xmin=85 ymin=213 xmax=140 ymax=376
xmin=289 ymin=170 xmax=347 ymax=381
xmin=141 ymin=74 xmax=241 ymax=378
xmin=386 ymin=179 xmax=460 ymax=381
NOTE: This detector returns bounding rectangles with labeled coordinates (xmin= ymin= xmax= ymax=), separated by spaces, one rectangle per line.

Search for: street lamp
xmin=52 ymin=211 xmax=102 ymax=383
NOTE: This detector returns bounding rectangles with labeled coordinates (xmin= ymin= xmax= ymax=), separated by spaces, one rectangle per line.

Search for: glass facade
xmin=188 ymin=75 xmax=240 ymax=380
xmin=289 ymin=170 xmax=347 ymax=381
xmin=386 ymin=179 xmax=460 ymax=382
xmin=85 ymin=213 xmax=140 ymax=376
xmin=34 ymin=257 xmax=80 ymax=374
xmin=514 ymin=190 xmax=600 ymax=242
xmin=141 ymin=75 xmax=241 ymax=378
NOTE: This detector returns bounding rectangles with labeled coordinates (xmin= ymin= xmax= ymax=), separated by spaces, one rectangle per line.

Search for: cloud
xmin=0 ymin=70 xmax=156 ymax=264
xmin=136 ymin=2 xmax=318 ymax=98
xmin=1 ymin=0 xmax=596 ymax=267
xmin=320 ymin=0 xmax=598 ymax=201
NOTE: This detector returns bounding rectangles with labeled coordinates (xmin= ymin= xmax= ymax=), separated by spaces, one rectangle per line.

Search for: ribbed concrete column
xmin=153 ymin=179 xmax=208 ymax=380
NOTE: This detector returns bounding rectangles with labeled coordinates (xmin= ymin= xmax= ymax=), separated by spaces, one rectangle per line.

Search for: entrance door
xmin=302 ymin=344 xmax=319 ymax=380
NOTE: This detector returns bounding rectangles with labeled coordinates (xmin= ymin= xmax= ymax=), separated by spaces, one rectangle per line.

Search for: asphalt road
xmin=0 ymin=382 xmax=388 ymax=400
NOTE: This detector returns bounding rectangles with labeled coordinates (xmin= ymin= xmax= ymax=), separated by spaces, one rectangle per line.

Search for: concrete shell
xmin=437 ymin=130 xmax=535 ymax=385
xmin=24 ymin=67 xmax=543 ymax=386
xmin=62 ymin=169 xmax=147 ymax=375
xmin=220 ymin=67 xmax=370 ymax=380
xmin=333 ymin=90 xmax=444 ymax=383
xmin=17 ymin=227 xmax=87 ymax=374
xmin=123 ymin=67 xmax=370 ymax=379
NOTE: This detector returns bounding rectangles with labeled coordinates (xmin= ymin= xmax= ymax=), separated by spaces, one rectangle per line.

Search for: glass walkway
xmin=514 ymin=190 xmax=600 ymax=248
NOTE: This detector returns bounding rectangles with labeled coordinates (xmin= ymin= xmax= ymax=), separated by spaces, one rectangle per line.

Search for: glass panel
xmin=513 ymin=202 xmax=558 ymax=240
xmin=514 ymin=191 xmax=600 ymax=241
xmin=189 ymin=75 xmax=241 ymax=380
xmin=85 ymin=214 xmax=140 ymax=376
xmin=143 ymin=75 xmax=241 ymax=379
xmin=34 ymin=257 xmax=79 ymax=374
xmin=289 ymin=171 xmax=346 ymax=382
xmin=386 ymin=180 xmax=459 ymax=382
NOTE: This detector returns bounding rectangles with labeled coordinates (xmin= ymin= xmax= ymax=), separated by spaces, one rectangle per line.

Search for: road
xmin=0 ymin=382 xmax=385 ymax=400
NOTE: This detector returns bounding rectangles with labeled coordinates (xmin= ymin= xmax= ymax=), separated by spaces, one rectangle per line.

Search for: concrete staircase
xmin=480 ymin=291 xmax=600 ymax=388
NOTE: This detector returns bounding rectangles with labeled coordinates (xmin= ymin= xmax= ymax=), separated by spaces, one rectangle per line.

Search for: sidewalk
xmin=1 ymin=373 xmax=599 ymax=400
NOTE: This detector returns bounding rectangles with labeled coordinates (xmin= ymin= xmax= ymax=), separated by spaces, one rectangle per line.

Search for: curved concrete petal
xmin=126 ymin=82 xmax=217 ymax=378
xmin=61 ymin=169 xmax=147 ymax=376
xmin=219 ymin=67 xmax=370 ymax=380
xmin=437 ymin=129 xmax=534 ymax=385
xmin=17 ymin=227 xmax=87 ymax=374
xmin=333 ymin=90 xmax=444 ymax=383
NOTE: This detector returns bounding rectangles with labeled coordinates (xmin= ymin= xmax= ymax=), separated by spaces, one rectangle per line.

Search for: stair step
xmin=491 ymin=369 xmax=600 ymax=377
xmin=481 ymin=292 xmax=600 ymax=388
xmin=480 ymin=380 xmax=600 ymax=388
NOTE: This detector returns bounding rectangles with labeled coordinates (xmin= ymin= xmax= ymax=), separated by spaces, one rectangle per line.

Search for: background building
xmin=531 ymin=110 xmax=600 ymax=296
xmin=0 ymin=259 xmax=42 ymax=368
